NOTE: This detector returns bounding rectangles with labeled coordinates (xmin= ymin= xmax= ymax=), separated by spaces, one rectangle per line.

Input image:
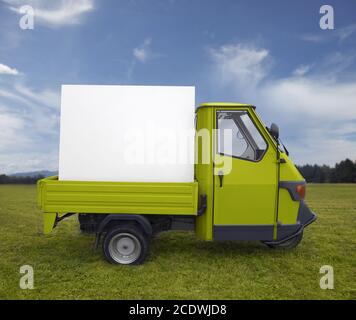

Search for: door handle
xmin=218 ymin=170 xmax=224 ymax=188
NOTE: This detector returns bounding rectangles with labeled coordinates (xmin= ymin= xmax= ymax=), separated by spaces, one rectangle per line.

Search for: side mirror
xmin=269 ymin=123 xmax=279 ymax=140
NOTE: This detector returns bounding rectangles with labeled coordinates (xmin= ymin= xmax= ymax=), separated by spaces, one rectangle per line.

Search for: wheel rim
xmin=108 ymin=233 xmax=141 ymax=264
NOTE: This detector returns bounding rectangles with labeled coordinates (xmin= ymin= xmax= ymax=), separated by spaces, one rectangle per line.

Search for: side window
xmin=217 ymin=111 xmax=267 ymax=161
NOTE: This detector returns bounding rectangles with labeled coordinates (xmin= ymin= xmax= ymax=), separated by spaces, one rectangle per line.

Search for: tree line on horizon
xmin=0 ymin=158 xmax=355 ymax=184
xmin=0 ymin=174 xmax=45 ymax=184
xmin=296 ymin=158 xmax=356 ymax=183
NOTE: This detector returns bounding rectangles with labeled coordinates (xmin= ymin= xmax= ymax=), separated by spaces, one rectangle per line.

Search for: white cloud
xmin=0 ymin=151 xmax=58 ymax=174
xmin=3 ymin=0 xmax=94 ymax=27
xmin=261 ymin=77 xmax=356 ymax=120
xmin=14 ymin=84 xmax=60 ymax=109
xmin=318 ymin=52 xmax=356 ymax=78
xmin=300 ymin=34 xmax=325 ymax=43
xmin=301 ymin=23 xmax=356 ymax=43
xmin=292 ymin=64 xmax=310 ymax=77
xmin=128 ymin=37 xmax=158 ymax=79
xmin=0 ymin=84 xmax=60 ymax=110
xmin=0 ymin=110 xmax=27 ymax=151
xmin=336 ymin=24 xmax=356 ymax=41
xmin=133 ymin=38 xmax=153 ymax=63
xmin=208 ymin=42 xmax=356 ymax=165
xmin=0 ymin=88 xmax=31 ymax=105
xmin=209 ymin=43 xmax=270 ymax=90
xmin=0 ymin=63 xmax=19 ymax=75
xmin=0 ymin=79 xmax=60 ymax=173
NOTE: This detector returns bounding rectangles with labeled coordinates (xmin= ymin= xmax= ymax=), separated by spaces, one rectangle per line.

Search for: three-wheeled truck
xmin=37 ymin=103 xmax=316 ymax=265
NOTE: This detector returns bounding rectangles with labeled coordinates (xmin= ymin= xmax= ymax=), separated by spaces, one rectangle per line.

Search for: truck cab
xmin=194 ymin=103 xmax=316 ymax=245
xmin=37 ymin=102 xmax=316 ymax=265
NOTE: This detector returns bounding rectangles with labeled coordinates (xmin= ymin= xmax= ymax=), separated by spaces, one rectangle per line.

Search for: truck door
xmin=213 ymin=109 xmax=277 ymax=241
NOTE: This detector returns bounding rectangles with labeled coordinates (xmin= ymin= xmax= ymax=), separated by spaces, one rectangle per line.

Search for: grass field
xmin=0 ymin=184 xmax=355 ymax=300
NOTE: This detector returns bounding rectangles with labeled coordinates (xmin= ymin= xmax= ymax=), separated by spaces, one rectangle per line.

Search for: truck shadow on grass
xmin=35 ymin=228 xmax=300 ymax=267
xmin=147 ymin=231 xmax=298 ymax=263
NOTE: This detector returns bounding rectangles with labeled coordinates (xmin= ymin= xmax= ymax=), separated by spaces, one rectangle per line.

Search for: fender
xmin=264 ymin=201 xmax=317 ymax=246
xmin=95 ymin=214 xmax=153 ymax=248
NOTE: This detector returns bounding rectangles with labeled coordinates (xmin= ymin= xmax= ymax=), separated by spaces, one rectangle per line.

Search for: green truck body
xmin=37 ymin=103 xmax=316 ymax=265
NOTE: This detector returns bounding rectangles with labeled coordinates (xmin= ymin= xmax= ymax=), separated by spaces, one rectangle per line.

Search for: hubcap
xmin=108 ymin=233 xmax=141 ymax=264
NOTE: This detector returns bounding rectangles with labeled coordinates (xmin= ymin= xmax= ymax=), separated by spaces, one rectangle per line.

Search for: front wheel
xmin=263 ymin=231 xmax=303 ymax=249
xmin=103 ymin=225 xmax=149 ymax=265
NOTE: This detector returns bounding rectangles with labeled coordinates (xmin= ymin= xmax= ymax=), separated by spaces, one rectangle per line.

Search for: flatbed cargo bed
xmin=37 ymin=176 xmax=199 ymax=216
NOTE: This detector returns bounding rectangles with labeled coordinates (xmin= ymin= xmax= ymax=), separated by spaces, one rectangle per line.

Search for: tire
xmin=103 ymin=225 xmax=149 ymax=265
xmin=264 ymin=231 xmax=303 ymax=249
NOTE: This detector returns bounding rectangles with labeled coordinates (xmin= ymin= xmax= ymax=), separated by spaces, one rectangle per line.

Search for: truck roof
xmin=197 ymin=102 xmax=256 ymax=109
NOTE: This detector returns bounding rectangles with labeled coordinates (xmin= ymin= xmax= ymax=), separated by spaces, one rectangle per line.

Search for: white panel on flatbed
xmin=59 ymin=85 xmax=195 ymax=182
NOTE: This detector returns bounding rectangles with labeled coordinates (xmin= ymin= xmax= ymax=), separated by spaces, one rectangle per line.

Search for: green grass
xmin=0 ymin=184 xmax=355 ymax=300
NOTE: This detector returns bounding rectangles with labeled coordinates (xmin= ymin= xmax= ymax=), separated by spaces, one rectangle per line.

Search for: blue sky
xmin=0 ymin=0 xmax=356 ymax=173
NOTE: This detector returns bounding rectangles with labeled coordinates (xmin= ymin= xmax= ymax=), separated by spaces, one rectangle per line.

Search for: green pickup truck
xmin=38 ymin=103 xmax=316 ymax=265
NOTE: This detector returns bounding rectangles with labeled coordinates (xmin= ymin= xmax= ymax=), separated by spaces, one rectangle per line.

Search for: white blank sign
xmin=59 ymin=85 xmax=195 ymax=182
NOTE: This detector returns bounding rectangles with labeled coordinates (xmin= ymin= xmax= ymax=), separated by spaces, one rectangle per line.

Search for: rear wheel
xmin=103 ymin=225 xmax=149 ymax=265
xmin=264 ymin=231 xmax=303 ymax=249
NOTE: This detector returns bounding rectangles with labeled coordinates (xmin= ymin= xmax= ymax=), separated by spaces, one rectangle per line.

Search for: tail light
xmin=296 ymin=184 xmax=306 ymax=199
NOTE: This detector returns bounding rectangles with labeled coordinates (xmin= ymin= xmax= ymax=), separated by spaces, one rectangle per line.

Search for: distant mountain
xmin=10 ymin=170 xmax=58 ymax=177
